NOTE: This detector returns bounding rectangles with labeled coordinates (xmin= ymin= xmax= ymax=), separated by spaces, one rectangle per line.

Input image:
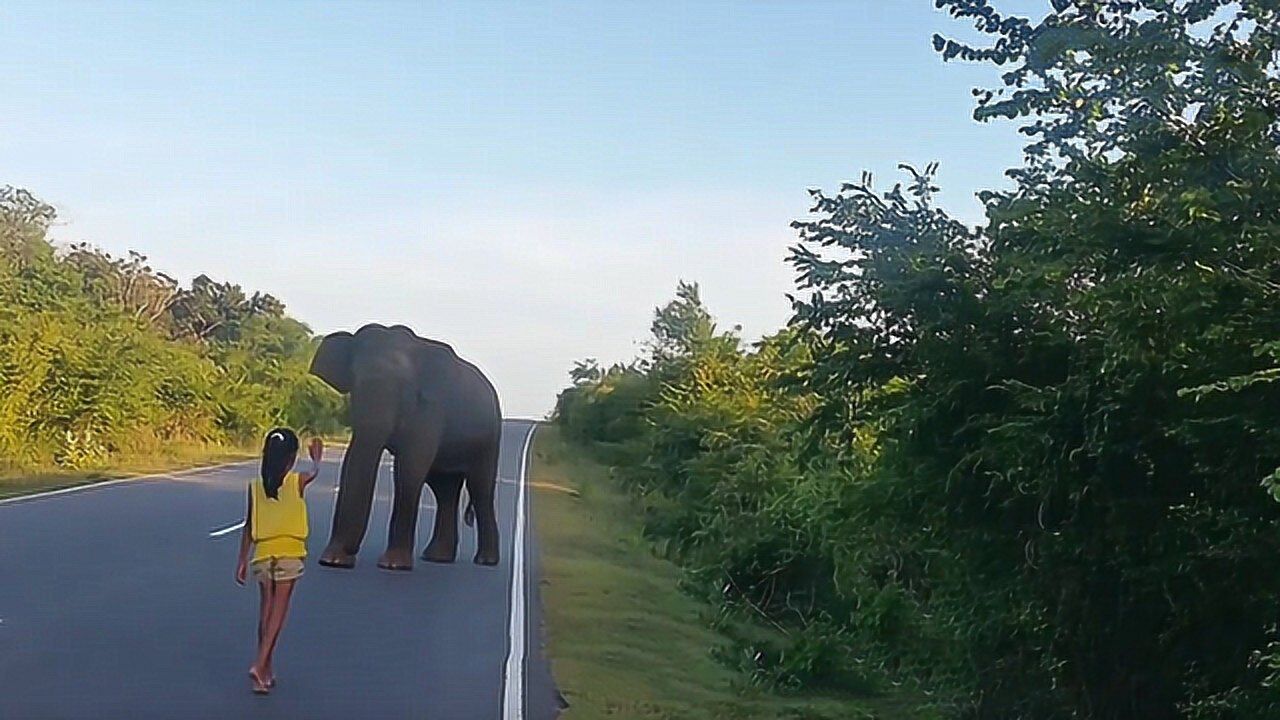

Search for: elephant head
xmin=309 ymin=324 xmax=460 ymax=398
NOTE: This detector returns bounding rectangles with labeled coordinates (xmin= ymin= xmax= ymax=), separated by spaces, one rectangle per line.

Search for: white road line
xmin=0 ymin=460 xmax=254 ymax=506
xmin=501 ymin=422 xmax=538 ymax=720
xmin=209 ymin=520 xmax=246 ymax=538
xmin=210 ymin=469 xmax=434 ymax=538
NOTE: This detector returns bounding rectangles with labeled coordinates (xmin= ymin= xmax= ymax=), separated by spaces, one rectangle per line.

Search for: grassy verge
xmin=0 ymin=442 xmax=258 ymax=500
xmin=530 ymin=425 xmax=926 ymax=720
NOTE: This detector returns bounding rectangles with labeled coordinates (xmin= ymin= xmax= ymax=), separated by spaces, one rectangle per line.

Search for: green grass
xmin=0 ymin=442 xmax=258 ymax=500
xmin=530 ymin=426 xmax=930 ymax=720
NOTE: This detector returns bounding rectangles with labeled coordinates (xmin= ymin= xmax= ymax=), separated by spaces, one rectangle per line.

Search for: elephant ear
xmin=310 ymin=332 xmax=356 ymax=393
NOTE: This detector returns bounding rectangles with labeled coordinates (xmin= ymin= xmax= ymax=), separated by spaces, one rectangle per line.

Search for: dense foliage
xmin=556 ymin=2 xmax=1280 ymax=718
xmin=0 ymin=187 xmax=345 ymax=470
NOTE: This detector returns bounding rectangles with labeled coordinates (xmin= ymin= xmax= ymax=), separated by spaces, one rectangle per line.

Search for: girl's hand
xmin=235 ymin=559 xmax=248 ymax=586
xmin=308 ymin=437 xmax=324 ymax=464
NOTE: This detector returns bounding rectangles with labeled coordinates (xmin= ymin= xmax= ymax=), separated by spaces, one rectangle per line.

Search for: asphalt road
xmin=0 ymin=419 xmax=562 ymax=720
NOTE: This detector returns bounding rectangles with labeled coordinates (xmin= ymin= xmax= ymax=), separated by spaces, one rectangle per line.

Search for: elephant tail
xmin=464 ymin=498 xmax=475 ymax=527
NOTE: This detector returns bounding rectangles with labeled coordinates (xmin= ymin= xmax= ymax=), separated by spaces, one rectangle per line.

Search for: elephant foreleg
xmin=378 ymin=449 xmax=433 ymax=571
xmin=320 ymin=436 xmax=383 ymax=568
xmin=467 ymin=452 xmax=500 ymax=566
xmin=421 ymin=473 xmax=464 ymax=563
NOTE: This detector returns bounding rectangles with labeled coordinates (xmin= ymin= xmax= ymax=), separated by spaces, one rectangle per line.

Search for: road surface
xmin=0 ymin=419 xmax=562 ymax=720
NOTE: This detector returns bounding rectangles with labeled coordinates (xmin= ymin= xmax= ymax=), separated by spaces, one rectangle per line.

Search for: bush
xmin=0 ymin=186 xmax=345 ymax=471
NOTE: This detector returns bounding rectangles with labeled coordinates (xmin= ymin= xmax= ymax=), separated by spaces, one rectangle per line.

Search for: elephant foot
xmin=377 ymin=549 xmax=415 ymax=571
xmin=473 ymin=548 xmax=499 ymax=566
xmin=318 ymin=544 xmax=357 ymax=569
xmin=420 ymin=543 xmax=457 ymax=564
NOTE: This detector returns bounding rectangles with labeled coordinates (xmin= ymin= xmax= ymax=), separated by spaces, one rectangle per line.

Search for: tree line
xmin=555 ymin=2 xmax=1280 ymax=717
xmin=0 ymin=187 xmax=345 ymax=472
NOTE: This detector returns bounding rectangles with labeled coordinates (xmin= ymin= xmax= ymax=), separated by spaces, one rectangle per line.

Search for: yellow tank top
xmin=250 ymin=471 xmax=308 ymax=563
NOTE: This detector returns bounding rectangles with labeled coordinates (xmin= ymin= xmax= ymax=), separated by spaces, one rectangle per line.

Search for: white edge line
xmin=209 ymin=520 xmax=246 ymax=538
xmin=211 ymin=461 xmax=428 ymax=537
xmin=501 ymin=421 xmax=538 ymax=720
xmin=0 ymin=460 xmax=255 ymax=507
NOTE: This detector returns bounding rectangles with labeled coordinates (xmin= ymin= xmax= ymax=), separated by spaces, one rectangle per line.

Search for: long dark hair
xmin=260 ymin=427 xmax=299 ymax=500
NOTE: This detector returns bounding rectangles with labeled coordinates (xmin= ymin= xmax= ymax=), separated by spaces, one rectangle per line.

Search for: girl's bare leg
xmin=257 ymin=581 xmax=271 ymax=646
xmin=255 ymin=579 xmax=296 ymax=682
xmin=250 ymin=579 xmax=275 ymax=693
xmin=260 ymin=580 xmax=277 ymax=686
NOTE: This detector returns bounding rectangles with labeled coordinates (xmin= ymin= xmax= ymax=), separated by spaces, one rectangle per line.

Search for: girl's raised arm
xmin=299 ymin=437 xmax=324 ymax=492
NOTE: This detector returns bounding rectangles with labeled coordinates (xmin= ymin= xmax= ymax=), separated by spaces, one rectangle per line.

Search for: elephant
xmin=308 ymin=323 xmax=502 ymax=569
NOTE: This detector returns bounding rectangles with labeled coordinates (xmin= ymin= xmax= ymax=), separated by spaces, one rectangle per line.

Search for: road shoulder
xmin=0 ymin=445 xmax=257 ymax=501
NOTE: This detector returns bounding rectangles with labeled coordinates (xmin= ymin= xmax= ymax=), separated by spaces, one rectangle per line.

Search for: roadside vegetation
xmin=0 ymin=445 xmax=259 ymax=500
xmin=531 ymin=425 xmax=928 ymax=719
xmin=553 ymin=3 xmax=1280 ymax=718
xmin=0 ymin=187 xmax=345 ymax=494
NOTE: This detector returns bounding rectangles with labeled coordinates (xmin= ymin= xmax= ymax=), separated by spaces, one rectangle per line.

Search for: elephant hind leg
xmin=421 ymin=472 xmax=464 ymax=564
xmin=466 ymin=452 xmax=500 ymax=566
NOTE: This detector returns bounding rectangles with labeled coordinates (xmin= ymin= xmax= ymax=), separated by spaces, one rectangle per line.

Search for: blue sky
xmin=1 ymin=1 xmax=1039 ymax=417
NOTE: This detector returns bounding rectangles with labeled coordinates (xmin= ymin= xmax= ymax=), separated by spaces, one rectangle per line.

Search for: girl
xmin=235 ymin=428 xmax=323 ymax=695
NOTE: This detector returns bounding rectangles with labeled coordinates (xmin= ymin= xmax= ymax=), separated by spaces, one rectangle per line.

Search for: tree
xmin=0 ymin=186 xmax=57 ymax=268
xmin=0 ymin=187 xmax=346 ymax=469
xmin=568 ymin=358 xmax=603 ymax=385
xmin=934 ymin=0 xmax=1279 ymax=178
xmin=647 ymin=281 xmax=733 ymax=368
xmin=168 ymin=274 xmax=284 ymax=344
xmin=63 ymin=245 xmax=180 ymax=328
xmin=789 ymin=2 xmax=1280 ymax=716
